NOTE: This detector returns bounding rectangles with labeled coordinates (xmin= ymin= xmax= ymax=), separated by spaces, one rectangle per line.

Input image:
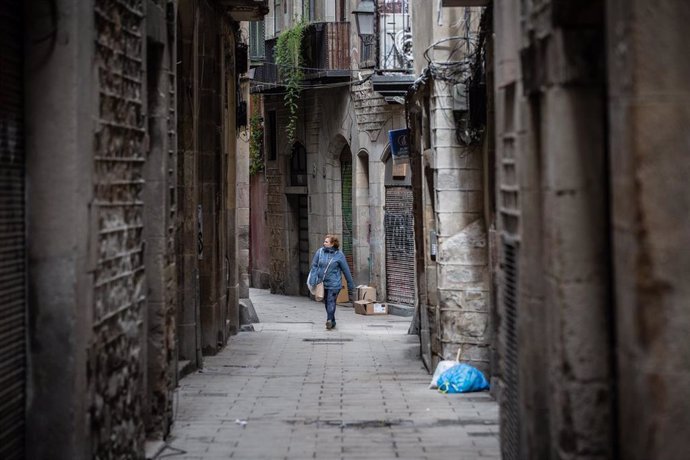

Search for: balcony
xmin=251 ymin=38 xmax=279 ymax=93
xmin=302 ymin=22 xmax=350 ymax=80
xmin=219 ymin=0 xmax=269 ymax=21
xmin=251 ymin=22 xmax=350 ymax=93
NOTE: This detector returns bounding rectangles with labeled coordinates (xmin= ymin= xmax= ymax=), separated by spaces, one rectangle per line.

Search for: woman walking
xmin=308 ymin=234 xmax=355 ymax=330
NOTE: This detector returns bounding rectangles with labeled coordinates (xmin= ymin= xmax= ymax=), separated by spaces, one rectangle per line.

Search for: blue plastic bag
xmin=437 ymin=363 xmax=490 ymax=394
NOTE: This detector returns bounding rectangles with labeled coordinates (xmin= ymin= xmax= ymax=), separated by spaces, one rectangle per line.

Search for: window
xmin=290 ymin=143 xmax=307 ymax=186
xmin=249 ymin=21 xmax=266 ymax=60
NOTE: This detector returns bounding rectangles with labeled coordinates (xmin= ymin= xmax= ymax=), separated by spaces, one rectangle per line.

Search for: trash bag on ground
xmin=429 ymin=360 xmax=458 ymax=389
xmin=437 ymin=363 xmax=490 ymax=394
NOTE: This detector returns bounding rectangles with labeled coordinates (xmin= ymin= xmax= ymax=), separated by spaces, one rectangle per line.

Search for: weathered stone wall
xmin=409 ymin=3 xmax=492 ymax=373
xmin=177 ymin=0 xmax=239 ymax=359
xmin=493 ymin=0 xmax=614 ymax=458
xmin=144 ymin=0 xmax=177 ymax=440
xmin=265 ymin=96 xmax=289 ymax=293
xmin=431 ymin=79 xmax=490 ymax=373
xmin=176 ymin=0 xmax=200 ymax=366
xmin=607 ymin=1 xmax=690 ymax=458
xmin=237 ymin=72 xmax=251 ymax=300
xmin=88 ymin=0 xmax=164 ymax=455
xmin=26 ymin=1 xmax=95 ymax=457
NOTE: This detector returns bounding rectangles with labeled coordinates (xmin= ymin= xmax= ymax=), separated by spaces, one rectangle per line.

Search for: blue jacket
xmin=309 ymin=247 xmax=355 ymax=292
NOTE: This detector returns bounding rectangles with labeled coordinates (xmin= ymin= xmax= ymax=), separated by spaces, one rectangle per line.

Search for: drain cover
xmin=302 ymin=338 xmax=353 ymax=343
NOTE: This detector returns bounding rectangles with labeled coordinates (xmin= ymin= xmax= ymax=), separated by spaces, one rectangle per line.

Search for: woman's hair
xmin=325 ymin=234 xmax=340 ymax=250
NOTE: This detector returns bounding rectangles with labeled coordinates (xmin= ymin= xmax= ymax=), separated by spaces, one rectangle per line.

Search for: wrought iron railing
xmin=302 ymin=22 xmax=350 ymax=78
xmin=251 ymin=22 xmax=350 ymax=92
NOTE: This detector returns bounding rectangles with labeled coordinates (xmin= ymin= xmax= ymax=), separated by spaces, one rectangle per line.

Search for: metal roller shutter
xmin=500 ymin=238 xmax=520 ymax=460
xmin=384 ymin=186 xmax=415 ymax=305
xmin=340 ymin=156 xmax=354 ymax=273
xmin=0 ymin=1 xmax=26 ymax=458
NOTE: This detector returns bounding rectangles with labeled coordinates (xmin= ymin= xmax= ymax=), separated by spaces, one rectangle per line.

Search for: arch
xmin=379 ymin=143 xmax=392 ymax=162
xmin=326 ymin=133 xmax=350 ymax=160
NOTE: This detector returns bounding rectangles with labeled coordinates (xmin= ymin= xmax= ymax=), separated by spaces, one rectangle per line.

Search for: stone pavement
xmin=162 ymin=289 xmax=499 ymax=460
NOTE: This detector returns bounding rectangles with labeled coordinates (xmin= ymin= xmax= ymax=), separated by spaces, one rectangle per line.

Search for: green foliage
xmin=249 ymin=112 xmax=264 ymax=175
xmin=274 ymin=21 xmax=306 ymax=145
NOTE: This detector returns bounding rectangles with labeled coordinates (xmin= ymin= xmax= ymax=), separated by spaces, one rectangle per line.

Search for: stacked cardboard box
xmin=353 ymin=285 xmax=388 ymax=315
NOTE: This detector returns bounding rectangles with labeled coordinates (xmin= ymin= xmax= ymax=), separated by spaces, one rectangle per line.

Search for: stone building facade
xmin=0 ymin=0 xmax=266 ymax=458
xmin=250 ymin=0 xmax=413 ymax=303
xmin=490 ymin=0 xmax=690 ymax=458
xmin=407 ymin=4 xmax=494 ymax=375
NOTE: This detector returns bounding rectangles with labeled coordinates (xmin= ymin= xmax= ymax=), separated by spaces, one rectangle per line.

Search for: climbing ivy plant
xmin=249 ymin=112 xmax=264 ymax=175
xmin=274 ymin=21 xmax=306 ymax=145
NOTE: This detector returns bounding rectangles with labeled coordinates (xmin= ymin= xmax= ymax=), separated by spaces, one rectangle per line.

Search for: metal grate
xmin=302 ymin=338 xmax=353 ymax=343
xmin=0 ymin=1 xmax=26 ymax=458
xmin=500 ymin=238 xmax=520 ymax=460
xmin=384 ymin=187 xmax=415 ymax=305
xmin=340 ymin=153 xmax=354 ymax=273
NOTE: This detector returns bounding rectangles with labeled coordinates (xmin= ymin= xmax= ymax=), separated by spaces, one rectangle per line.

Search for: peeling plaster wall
xmin=608 ymin=1 xmax=690 ymax=458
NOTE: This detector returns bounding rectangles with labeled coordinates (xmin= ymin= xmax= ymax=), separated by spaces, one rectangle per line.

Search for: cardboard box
xmin=356 ymin=285 xmax=376 ymax=302
xmin=354 ymin=300 xmax=388 ymax=315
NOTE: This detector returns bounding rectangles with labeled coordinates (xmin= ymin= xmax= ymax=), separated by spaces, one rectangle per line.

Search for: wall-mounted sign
xmin=389 ymin=128 xmax=410 ymax=159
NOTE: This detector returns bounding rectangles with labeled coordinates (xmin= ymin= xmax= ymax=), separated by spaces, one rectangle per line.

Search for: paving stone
xmin=167 ymin=288 xmax=499 ymax=459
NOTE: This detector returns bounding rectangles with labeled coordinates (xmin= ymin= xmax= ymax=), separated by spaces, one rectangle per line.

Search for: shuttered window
xmin=384 ymin=187 xmax=415 ymax=305
xmin=0 ymin=1 xmax=26 ymax=458
xmin=249 ymin=20 xmax=265 ymax=60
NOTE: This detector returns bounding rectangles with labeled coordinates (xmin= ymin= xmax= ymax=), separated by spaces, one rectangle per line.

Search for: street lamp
xmin=352 ymin=0 xmax=375 ymax=37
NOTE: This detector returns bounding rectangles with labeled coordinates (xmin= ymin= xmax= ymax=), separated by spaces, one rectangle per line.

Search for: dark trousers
xmin=324 ymin=288 xmax=338 ymax=324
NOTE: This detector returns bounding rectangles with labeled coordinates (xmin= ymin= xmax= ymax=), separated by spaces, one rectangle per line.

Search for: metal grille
xmin=500 ymin=239 xmax=520 ymax=460
xmin=340 ymin=155 xmax=353 ymax=272
xmin=384 ymin=187 xmax=415 ymax=305
xmin=378 ymin=0 xmax=412 ymax=71
xmin=0 ymin=1 xmax=25 ymax=457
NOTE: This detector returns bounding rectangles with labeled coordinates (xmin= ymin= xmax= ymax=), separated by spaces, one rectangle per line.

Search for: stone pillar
xmin=237 ymin=74 xmax=251 ymax=300
xmin=431 ymin=79 xmax=491 ymax=373
xmin=26 ymin=1 xmax=94 ymax=457
xmin=608 ymin=1 xmax=690 ymax=458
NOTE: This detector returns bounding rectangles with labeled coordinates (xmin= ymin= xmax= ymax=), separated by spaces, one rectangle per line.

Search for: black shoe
xmin=326 ymin=320 xmax=333 ymax=330
xmin=331 ymin=321 xmax=336 ymax=329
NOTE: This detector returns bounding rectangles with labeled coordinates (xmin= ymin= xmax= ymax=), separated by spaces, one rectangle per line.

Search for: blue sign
xmin=389 ymin=128 xmax=410 ymax=159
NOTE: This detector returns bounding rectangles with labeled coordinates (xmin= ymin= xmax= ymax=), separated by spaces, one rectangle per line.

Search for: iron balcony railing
xmin=302 ymin=21 xmax=350 ymax=79
xmin=251 ymin=22 xmax=350 ymax=92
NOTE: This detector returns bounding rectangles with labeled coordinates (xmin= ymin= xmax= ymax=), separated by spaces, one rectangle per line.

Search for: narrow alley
xmin=4 ymin=1 xmax=690 ymax=458
xmin=163 ymin=289 xmax=499 ymax=459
